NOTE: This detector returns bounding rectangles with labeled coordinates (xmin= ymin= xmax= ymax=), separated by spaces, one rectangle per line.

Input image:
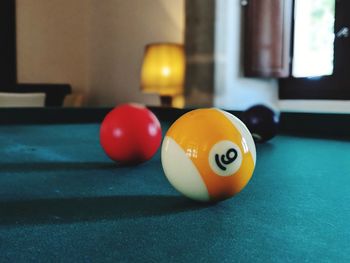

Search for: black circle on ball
xmin=242 ymin=104 xmax=279 ymax=143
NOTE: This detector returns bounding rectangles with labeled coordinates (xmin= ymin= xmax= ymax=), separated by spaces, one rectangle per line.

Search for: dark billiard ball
xmin=242 ymin=104 xmax=279 ymax=143
xmin=100 ymin=103 xmax=162 ymax=164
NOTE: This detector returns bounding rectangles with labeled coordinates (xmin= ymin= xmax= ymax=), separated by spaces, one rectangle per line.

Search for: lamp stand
xmin=160 ymin=95 xmax=173 ymax=107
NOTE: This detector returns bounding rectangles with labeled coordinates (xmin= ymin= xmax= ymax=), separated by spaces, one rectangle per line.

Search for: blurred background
xmin=1 ymin=0 xmax=349 ymax=112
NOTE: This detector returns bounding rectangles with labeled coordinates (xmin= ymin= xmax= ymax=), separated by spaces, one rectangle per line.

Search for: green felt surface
xmin=0 ymin=124 xmax=350 ymax=262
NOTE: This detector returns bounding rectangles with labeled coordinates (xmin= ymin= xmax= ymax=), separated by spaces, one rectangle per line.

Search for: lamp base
xmin=160 ymin=95 xmax=173 ymax=107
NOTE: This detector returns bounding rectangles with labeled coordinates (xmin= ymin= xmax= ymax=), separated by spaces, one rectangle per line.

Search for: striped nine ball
xmin=161 ymin=108 xmax=256 ymax=202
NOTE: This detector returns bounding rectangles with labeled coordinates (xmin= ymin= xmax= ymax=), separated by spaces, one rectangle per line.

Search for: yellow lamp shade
xmin=141 ymin=43 xmax=185 ymax=96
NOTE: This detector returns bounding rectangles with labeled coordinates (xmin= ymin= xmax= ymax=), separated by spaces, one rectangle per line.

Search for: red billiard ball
xmin=100 ymin=103 xmax=162 ymax=164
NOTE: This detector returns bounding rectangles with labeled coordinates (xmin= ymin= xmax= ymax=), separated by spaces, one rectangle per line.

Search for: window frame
xmin=279 ymin=0 xmax=350 ymax=100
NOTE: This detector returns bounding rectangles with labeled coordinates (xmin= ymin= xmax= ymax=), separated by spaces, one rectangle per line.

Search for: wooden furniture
xmin=1 ymin=84 xmax=72 ymax=107
xmin=0 ymin=92 xmax=46 ymax=107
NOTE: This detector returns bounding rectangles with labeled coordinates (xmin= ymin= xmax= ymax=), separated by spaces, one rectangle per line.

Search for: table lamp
xmin=140 ymin=43 xmax=185 ymax=107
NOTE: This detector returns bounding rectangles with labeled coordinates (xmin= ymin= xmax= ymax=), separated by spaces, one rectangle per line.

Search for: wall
xmin=16 ymin=0 xmax=282 ymax=109
xmin=214 ymin=0 xmax=279 ymax=110
xmin=88 ymin=0 xmax=184 ymax=106
xmin=16 ymin=0 xmax=90 ymax=93
xmin=16 ymin=0 xmax=184 ymax=106
xmin=184 ymin=0 xmax=216 ymax=107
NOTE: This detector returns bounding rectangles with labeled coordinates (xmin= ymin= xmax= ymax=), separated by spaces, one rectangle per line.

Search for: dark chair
xmin=12 ymin=84 xmax=72 ymax=107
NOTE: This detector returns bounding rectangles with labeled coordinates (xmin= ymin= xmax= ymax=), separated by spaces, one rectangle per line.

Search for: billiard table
xmin=1 ymin=107 xmax=350 ymax=262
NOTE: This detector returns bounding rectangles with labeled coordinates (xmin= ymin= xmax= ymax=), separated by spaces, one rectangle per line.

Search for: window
xmin=280 ymin=0 xmax=350 ymax=99
xmin=292 ymin=0 xmax=335 ymax=77
xmin=244 ymin=0 xmax=350 ymax=100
